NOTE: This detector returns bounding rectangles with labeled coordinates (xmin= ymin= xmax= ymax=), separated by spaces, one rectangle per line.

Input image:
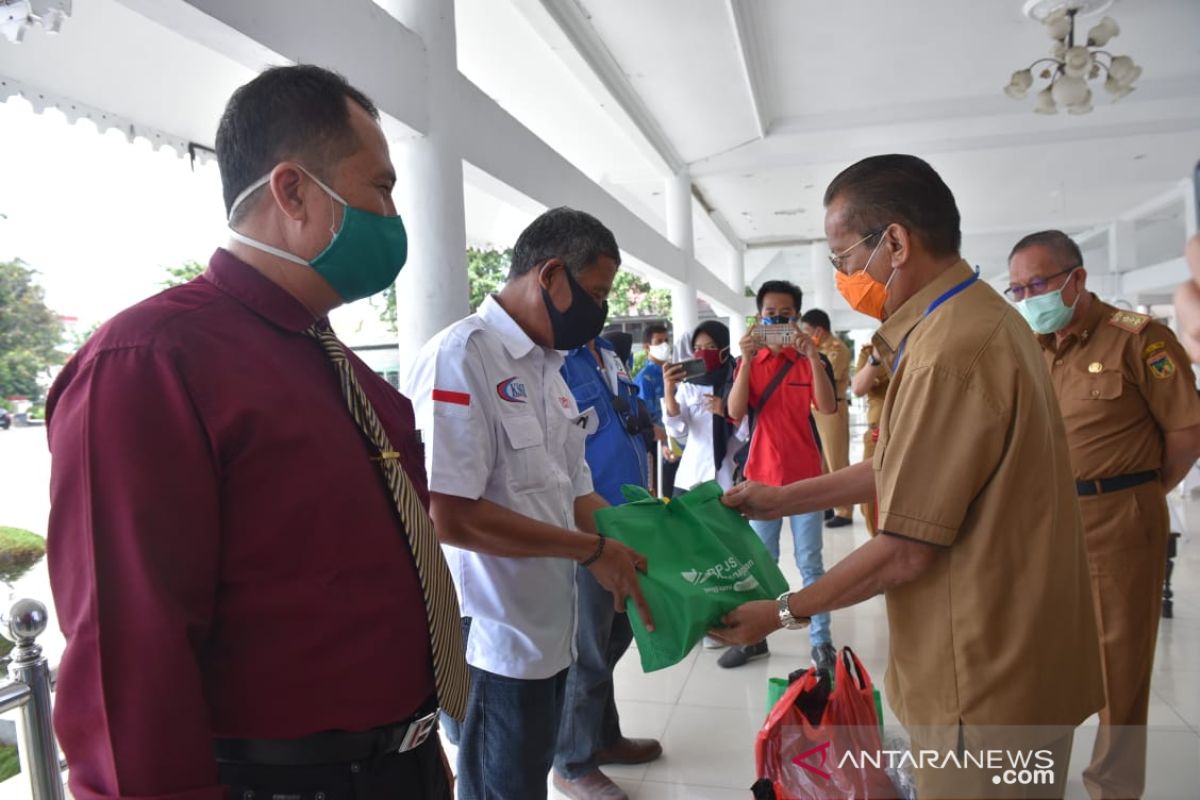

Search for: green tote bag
xmin=594 ymin=481 xmax=790 ymax=672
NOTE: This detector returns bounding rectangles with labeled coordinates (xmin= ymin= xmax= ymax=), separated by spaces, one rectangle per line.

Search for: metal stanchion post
xmin=3 ymin=599 xmax=64 ymax=800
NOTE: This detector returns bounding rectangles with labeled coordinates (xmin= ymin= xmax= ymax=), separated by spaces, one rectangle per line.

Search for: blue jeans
xmin=554 ymin=566 xmax=633 ymax=778
xmin=750 ymin=513 xmax=831 ymax=646
xmin=444 ymin=619 xmax=569 ymax=800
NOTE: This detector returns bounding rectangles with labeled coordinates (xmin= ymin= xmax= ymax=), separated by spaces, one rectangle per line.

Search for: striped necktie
xmin=307 ymin=322 xmax=469 ymax=719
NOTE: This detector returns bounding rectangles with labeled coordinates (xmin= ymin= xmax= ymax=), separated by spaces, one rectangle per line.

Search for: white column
xmin=1184 ymin=178 xmax=1198 ymax=240
xmin=667 ymin=170 xmax=698 ymax=346
xmin=385 ymin=0 xmax=470 ymax=374
xmin=810 ymin=241 xmax=834 ymax=314
xmin=727 ymin=246 xmax=747 ymax=344
xmin=1108 ymin=220 xmax=1137 ymax=272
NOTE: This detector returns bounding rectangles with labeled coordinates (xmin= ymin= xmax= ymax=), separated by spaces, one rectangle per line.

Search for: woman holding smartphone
xmin=662 ymin=320 xmax=747 ymax=496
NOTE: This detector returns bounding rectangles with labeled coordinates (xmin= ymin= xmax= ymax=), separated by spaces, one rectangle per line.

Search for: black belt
xmin=1076 ymin=470 xmax=1158 ymax=497
xmin=214 ymin=697 xmax=439 ymax=766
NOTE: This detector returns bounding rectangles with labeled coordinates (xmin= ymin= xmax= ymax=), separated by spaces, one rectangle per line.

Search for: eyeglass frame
xmin=1003 ymin=266 xmax=1079 ymax=302
xmin=828 ymin=226 xmax=888 ymax=272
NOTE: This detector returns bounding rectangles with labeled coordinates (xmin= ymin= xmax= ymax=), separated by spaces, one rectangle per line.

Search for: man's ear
xmin=268 ymin=163 xmax=309 ymax=222
xmin=537 ymin=258 xmax=566 ymax=291
xmin=887 ymin=224 xmax=912 ymax=268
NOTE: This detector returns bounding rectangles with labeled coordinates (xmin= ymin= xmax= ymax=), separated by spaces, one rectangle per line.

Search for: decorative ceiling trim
xmin=0 ymin=74 xmax=215 ymax=164
xmin=1 ymin=0 xmax=71 ymax=44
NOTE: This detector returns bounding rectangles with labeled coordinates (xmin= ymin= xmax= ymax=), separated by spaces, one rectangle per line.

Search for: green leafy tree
xmin=378 ymin=247 xmax=513 ymax=334
xmin=467 ymin=247 xmax=512 ymax=311
xmin=608 ymin=271 xmax=671 ymax=318
xmin=161 ymin=260 xmax=206 ymax=289
xmin=0 ymin=259 xmax=64 ymax=401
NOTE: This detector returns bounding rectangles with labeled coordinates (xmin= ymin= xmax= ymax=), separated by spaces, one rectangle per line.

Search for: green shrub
xmin=0 ymin=743 xmax=17 ymax=781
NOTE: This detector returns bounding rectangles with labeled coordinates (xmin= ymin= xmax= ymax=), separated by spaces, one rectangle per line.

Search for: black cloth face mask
xmin=542 ymin=266 xmax=609 ymax=350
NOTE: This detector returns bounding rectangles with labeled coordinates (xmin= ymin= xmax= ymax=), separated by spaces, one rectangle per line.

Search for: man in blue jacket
xmin=554 ymin=335 xmax=661 ymax=800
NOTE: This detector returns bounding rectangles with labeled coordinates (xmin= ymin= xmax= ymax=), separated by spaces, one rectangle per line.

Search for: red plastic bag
xmin=755 ymin=648 xmax=897 ymax=799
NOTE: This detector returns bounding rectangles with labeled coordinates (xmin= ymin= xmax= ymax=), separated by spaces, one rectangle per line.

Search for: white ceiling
xmin=2 ymin=0 xmax=1198 ymax=322
xmin=456 ymin=0 xmax=1200 ymax=310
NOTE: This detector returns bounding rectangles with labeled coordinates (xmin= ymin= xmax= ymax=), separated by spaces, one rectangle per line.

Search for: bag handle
xmin=620 ymin=484 xmax=656 ymax=503
xmin=834 ymin=646 xmax=871 ymax=692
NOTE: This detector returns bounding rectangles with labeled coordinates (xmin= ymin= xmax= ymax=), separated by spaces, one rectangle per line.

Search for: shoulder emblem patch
xmin=1147 ymin=352 xmax=1176 ymax=380
xmin=1143 ymin=341 xmax=1166 ymax=358
xmin=1107 ymin=310 xmax=1150 ymax=334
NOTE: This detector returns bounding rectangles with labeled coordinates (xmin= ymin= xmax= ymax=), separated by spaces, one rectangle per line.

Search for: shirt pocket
xmin=500 ymin=414 xmax=550 ymax=494
xmin=1084 ymin=370 xmax=1123 ymax=401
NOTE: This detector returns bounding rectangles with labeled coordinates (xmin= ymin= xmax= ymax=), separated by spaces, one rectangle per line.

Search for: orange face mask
xmin=835 ymin=235 xmax=893 ymax=320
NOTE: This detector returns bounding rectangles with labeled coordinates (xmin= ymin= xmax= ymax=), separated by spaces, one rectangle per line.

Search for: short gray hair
xmin=1009 ymin=230 xmax=1083 ymax=269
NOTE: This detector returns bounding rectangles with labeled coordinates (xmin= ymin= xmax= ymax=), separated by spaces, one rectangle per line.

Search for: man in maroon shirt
xmin=46 ymin=66 xmax=459 ymax=799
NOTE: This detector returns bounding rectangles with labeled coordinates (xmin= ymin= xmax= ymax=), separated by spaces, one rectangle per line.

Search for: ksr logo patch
xmin=496 ymin=377 xmax=528 ymax=404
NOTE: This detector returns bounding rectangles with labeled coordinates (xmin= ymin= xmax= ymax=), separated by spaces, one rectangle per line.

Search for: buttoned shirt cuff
xmin=876 ymin=510 xmax=957 ymax=547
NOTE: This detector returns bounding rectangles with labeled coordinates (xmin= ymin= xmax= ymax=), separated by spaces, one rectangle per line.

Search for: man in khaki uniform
xmin=850 ymin=343 xmax=889 ymax=535
xmin=1009 ymin=230 xmax=1200 ymax=799
xmin=801 ymin=309 xmax=854 ymax=528
xmin=712 ymin=155 xmax=1102 ymax=799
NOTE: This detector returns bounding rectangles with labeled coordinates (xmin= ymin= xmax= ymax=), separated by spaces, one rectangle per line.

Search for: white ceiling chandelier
xmin=1003 ymin=0 xmax=1141 ymax=115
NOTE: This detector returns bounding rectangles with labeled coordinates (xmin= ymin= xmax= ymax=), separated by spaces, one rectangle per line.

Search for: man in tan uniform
xmin=1009 ymin=230 xmax=1200 ymax=799
xmin=801 ymin=309 xmax=854 ymax=528
xmin=851 ymin=343 xmax=889 ymax=535
xmin=712 ymin=155 xmax=1102 ymax=799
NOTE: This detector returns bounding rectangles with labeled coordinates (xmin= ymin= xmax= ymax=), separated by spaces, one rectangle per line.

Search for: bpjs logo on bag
xmin=680 ymin=557 xmax=760 ymax=593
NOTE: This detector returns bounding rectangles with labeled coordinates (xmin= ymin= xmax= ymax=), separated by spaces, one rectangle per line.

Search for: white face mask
xmin=648 ymin=342 xmax=672 ymax=362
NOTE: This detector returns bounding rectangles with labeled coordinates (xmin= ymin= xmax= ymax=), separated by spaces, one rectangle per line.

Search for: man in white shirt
xmin=405 ymin=207 xmax=652 ymax=800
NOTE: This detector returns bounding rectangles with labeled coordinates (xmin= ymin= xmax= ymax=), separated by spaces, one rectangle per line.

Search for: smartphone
xmin=754 ymin=323 xmax=794 ymax=347
xmin=668 ymin=358 xmax=707 ymax=382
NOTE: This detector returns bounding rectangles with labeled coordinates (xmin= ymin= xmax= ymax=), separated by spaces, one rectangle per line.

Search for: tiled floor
xmin=442 ymin=422 xmax=1200 ymax=799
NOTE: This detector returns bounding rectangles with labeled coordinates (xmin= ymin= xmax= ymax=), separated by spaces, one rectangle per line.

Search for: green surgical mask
xmin=1015 ymin=269 xmax=1080 ymax=334
xmin=227 ymin=165 xmax=408 ymax=303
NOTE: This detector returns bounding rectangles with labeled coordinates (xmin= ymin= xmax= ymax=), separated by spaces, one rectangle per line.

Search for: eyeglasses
xmin=828 ymin=227 xmax=887 ymax=272
xmin=1004 ymin=267 xmax=1078 ymax=301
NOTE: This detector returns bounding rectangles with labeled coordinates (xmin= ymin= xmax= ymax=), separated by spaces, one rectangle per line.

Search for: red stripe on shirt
xmin=432 ymin=389 xmax=471 ymax=406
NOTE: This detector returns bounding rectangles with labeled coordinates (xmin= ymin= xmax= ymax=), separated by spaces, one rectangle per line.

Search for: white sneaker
xmin=703 ymin=635 xmax=728 ymax=650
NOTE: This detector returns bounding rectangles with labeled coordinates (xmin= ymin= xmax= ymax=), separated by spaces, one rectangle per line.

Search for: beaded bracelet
xmin=580 ymin=534 xmax=606 ymax=567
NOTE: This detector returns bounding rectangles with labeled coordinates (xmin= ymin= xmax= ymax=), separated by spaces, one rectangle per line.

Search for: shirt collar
xmin=1037 ymin=292 xmax=1106 ymax=352
xmin=753 ymin=346 xmax=799 ymax=364
xmin=203 ymin=248 xmax=321 ymax=333
xmin=478 ymin=294 xmax=544 ymax=361
xmin=875 ymin=259 xmax=973 ymax=363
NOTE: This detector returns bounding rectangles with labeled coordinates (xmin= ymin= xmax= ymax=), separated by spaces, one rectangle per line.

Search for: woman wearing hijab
xmin=662 ymin=320 xmax=748 ymax=495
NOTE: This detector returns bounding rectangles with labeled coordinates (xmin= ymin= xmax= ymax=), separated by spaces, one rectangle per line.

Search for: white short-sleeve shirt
xmin=403 ymin=295 xmax=594 ymax=679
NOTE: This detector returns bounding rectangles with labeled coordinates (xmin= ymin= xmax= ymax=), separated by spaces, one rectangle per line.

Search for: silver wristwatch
xmin=776 ymin=592 xmax=809 ymax=630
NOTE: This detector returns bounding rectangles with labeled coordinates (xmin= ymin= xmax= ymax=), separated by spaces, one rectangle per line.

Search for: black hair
xmin=691 ymin=320 xmax=730 ymax=352
xmin=756 ymin=280 xmax=803 ymax=312
xmin=823 ymin=154 xmax=961 ymax=258
xmin=801 ymin=309 xmax=832 ymax=332
xmin=508 ymin=207 xmax=621 ymax=280
xmin=216 ymin=65 xmax=379 ymax=223
xmin=1008 ymin=230 xmax=1084 ymax=269
xmin=642 ymin=322 xmax=669 ymax=344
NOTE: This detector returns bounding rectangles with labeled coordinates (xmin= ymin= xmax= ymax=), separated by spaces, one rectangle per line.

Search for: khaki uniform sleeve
xmin=1133 ymin=324 xmax=1200 ymax=433
xmin=830 ymin=342 xmax=851 ymax=386
xmin=876 ymin=365 xmax=1008 ymax=546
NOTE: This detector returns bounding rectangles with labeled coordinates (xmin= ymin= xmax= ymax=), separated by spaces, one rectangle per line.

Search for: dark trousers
xmin=218 ymin=734 xmax=450 ymax=800
xmin=554 ymin=566 xmax=634 ymax=778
